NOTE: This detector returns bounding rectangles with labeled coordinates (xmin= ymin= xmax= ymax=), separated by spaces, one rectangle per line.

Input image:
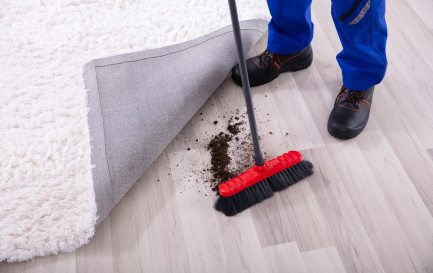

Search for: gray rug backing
xmin=84 ymin=19 xmax=267 ymax=224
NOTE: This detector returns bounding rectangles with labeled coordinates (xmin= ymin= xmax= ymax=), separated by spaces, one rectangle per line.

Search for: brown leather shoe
xmin=231 ymin=45 xmax=313 ymax=87
xmin=327 ymin=85 xmax=374 ymax=140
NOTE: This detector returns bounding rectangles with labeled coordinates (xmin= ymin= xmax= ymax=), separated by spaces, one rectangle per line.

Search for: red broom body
xmin=219 ymin=151 xmax=302 ymax=197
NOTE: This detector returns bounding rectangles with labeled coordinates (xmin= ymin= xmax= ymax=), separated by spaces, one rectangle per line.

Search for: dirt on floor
xmin=171 ymin=108 xmax=268 ymax=196
xmin=207 ymin=132 xmax=234 ymax=183
xmin=206 ymin=112 xmax=255 ymax=192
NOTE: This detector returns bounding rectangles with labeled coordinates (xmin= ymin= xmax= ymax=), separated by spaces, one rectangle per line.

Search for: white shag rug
xmin=0 ymin=0 xmax=269 ymax=262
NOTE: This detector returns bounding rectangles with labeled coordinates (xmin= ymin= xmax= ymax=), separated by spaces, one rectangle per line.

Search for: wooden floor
xmin=3 ymin=0 xmax=433 ymax=272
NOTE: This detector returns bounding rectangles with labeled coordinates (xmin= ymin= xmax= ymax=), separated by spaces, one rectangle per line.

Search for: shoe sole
xmin=327 ymin=123 xmax=367 ymax=140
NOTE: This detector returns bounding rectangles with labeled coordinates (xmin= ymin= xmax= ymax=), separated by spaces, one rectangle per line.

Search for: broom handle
xmin=228 ymin=0 xmax=265 ymax=166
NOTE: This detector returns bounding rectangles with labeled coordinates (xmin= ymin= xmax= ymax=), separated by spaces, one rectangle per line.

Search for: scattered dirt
xmin=173 ymin=108 xmax=265 ymax=196
xmin=227 ymin=121 xmax=243 ymax=135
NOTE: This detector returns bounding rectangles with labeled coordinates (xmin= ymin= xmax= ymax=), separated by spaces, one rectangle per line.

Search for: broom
xmin=214 ymin=0 xmax=314 ymax=216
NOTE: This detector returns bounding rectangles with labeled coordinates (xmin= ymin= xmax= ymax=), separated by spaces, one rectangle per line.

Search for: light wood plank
xmin=263 ymin=242 xmax=307 ymax=273
xmin=250 ymin=194 xmax=296 ymax=247
xmin=109 ymin=182 xmax=146 ymax=273
xmin=380 ymin=9 xmax=433 ymax=149
xmin=391 ymin=0 xmax=433 ymax=66
xmin=260 ymin=74 xmax=325 ymax=151
xmin=302 ymin=247 xmax=347 ymax=273
xmin=168 ymin=148 xmax=269 ymax=273
xmin=372 ymin=83 xmax=433 ymax=216
xmin=303 ymin=147 xmax=386 ymax=273
xmin=0 ymin=262 xmax=22 ymax=273
xmin=311 ymin=1 xmax=344 ymax=53
xmin=133 ymin=154 xmax=191 ymax=273
xmin=20 ymin=253 xmax=76 ymax=273
xmin=109 ymin=153 xmax=190 ymax=273
xmin=357 ymin=131 xmax=433 ymax=272
xmin=402 ymin=0 xmax=433 ymax=30
xmin=215 ymin=211 xmax=270 ymax=273
xmin=292 ymin=62 xmax=341 ymax=144
xmin=428 ymin=149 xmax=433 ymax=161
xmin=325 ymin=142 xmax=419 ymax=273
xmin=278 ymin=180 xmax=334 ymax=252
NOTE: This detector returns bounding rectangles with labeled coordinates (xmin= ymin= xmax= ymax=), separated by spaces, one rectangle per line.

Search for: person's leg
xmin=331 ymin=0 xmax=387 ymax=90
xmin=327 ymin=0 xmax=388 ymax=140
xmin=267 ymin=0 xmax=314 ymax=54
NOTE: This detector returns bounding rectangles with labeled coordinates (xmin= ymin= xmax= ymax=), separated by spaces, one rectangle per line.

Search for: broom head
xmin=214 ymin=150 xmax=313 ymax=216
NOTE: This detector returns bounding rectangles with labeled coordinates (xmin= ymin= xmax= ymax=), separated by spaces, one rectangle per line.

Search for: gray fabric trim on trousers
xmin=84 ymin=19 xmax=267 ymax=224
xmin=350 ymin=0 xmax=371 ymax=25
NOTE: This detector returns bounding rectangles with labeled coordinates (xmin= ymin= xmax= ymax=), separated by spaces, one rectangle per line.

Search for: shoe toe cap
xmin=231 ymin=65 xmax=242 ymax=86
xmin=327 ymin=110 xmax=364 ymax=140
xmin=327 ymin=121 xmax=359 ymax=140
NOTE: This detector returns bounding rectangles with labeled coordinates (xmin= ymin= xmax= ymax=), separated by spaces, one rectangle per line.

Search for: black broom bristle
xmin=268 ymin=160 xmax=313 ymax=192
xmin=214 ymin=160 xmax=314 ymax=216
xmin=214 ymin=178 xmax=274 ymax=216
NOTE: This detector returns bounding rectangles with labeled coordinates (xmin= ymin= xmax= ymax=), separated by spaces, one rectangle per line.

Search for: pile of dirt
xmin=207 ymin=132 xmax=235 ymax=183
xmin=206 ymin=113 xmax=254 ymax=191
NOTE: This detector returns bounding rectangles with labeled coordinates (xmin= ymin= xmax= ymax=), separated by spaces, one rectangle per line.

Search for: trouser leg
xmin=267 ymin=0 xmax=314 ymax=54
xmin=331 ymin=0 xmax=388 ymax=90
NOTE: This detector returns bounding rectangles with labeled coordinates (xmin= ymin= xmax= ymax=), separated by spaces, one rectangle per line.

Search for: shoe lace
xmin=260 ymin=50 xmax=274 ymax=66
xmin=340 ymin=90 xmax=364 ymax=108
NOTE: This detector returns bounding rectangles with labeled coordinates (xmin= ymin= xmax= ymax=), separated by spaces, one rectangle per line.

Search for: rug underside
xmin=85 ymin=20 xmax=267 ymax=225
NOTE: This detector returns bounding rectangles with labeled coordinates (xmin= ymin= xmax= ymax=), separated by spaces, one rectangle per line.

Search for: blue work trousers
xmin=267 ymin=0 xmax=387 ymax=90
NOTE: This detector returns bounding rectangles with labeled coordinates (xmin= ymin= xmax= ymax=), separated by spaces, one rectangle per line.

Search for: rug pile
xmin=0 ymin=0 xmax=269 ymax=262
